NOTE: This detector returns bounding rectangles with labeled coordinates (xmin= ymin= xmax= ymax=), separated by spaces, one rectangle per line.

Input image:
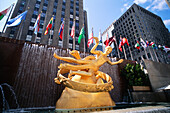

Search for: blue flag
xmin=7 ymin=10 xmax=27 ymax=27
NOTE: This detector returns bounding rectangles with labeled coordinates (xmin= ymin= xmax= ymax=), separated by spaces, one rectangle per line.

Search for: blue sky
xmin=84 ymin=0 xmax=170 ymax=38
xmin=0 ymin=0 xmax=170 ymax=38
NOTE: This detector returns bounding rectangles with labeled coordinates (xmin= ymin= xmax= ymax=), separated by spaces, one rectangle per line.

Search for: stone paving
xmin=91 ymin=106 xmax=170 ymax=113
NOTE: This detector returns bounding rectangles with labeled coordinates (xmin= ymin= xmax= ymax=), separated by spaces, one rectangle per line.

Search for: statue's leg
xmin=95 ymin=71 xmax=112 ymax=82
xmin=68 ymin=70 xmax=92 ymax=78
xmin=59 ymin=63 xmax=94 ymax=71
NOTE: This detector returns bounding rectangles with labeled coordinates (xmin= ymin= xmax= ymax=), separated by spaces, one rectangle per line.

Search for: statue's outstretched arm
xmin=54 ymin=52 xmax=78 ymax=63
xmin=107 ymin=59 xmax=124 ymax=65
xmin=90 ymin=37 xmax=102 ymax=55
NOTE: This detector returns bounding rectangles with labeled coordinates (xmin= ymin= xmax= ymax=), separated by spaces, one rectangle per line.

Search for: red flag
xmin=0 ymin=5 xmax=11 ymax=21
xmin=104 ymin=36 xmax=115 ymax=46
xmin=87 ymin=28 xmax=93 ymax=48
xmin=105 ymin=33 xmax=109 ymax=47
xmin=122 ymin=37 xmax=129 ymax=46
xmin=70 ymin=20 xmax=75 ymax=38
xmin=119 ymin=36 xmax=123 ymax=52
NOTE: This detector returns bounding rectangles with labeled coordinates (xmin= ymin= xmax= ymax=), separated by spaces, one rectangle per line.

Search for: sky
xmin=0 ymin=0 xmax=170 ymax=38
xmin=84 ymin=0 xmax=170 ymax=38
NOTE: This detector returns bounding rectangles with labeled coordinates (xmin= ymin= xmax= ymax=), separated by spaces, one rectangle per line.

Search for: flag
xmin=105 ymin=32 xmax=109 ymax=47
xmin=70 ymin=19 xmax=75 ymax=38
xmin=7 ymin=10 xmax=28 ymax=27
xmin=146 ymin=40 xmax=150 ymax=46
xmin=119 ymin=36 xmax=123 ymax=52
xmin=104 ymin=36 xmax=115 ymax=46
xmin=33 ymin=13 xmax=41 ymax=34
xmin=78 ymin=26 xmax=85 ymax=44
xmin=149 ymin=42 xmax=154 ymax=46
xmin=58 ymin=20 xmax=64 ymax=40
xmin=109 ymin=36 xmax=115 ymax=46
xmin=158 ymin=45 xmax=164 ymax=51
xmin=122 ymin=37 xmax=129 ymax=46
xmin=87 ymin=28 xmax=93 ymax=47
xmin=99 ymin=30 xmax=102 ymax=44
xmin=140 ymin=38 xmax=147 ymax=48
xmin=0 ymin=5 xmax=11 ymax=21
xmin=135 ymin=41 xmax=140 ymax=49
xmin=163 ymin=46 xmax=170 ymax=53
xmin=152 ymin=43 xmax=157 ymax=49
xmin=44 ymin=16 xmax=53 ymax=35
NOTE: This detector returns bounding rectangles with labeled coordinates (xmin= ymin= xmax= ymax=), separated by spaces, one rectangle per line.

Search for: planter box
xmin=132 ymin=86 xmax=151 ymax=91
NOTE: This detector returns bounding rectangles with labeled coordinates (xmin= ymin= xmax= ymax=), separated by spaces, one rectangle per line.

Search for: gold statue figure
xmin=54 ymin=37 xmax=123 ymax=109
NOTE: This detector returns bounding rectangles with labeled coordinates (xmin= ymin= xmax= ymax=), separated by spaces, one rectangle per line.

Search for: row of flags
xmin=1 ymin=5 xmax=170 ymax=53
xmin=134 ymin=38 xmax=170 ymax=53
xmin=0 ymin=5 xmax=84 ymax=44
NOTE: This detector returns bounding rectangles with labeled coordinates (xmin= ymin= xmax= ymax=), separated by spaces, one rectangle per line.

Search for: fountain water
xmin=0 ymin=83 xmax=19 ymax=111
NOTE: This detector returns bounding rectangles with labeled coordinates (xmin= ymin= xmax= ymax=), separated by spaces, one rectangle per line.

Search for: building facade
xmin=3 ymin=0 xmax=88 ymax=51
xmin=111 ymin=3 xmax=170 ymax=64
xmin=102 ymin=21 xmax=115 ymax=56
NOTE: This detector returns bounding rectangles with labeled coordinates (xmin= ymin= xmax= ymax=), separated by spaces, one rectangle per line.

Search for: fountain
xmin=1 ymin=37 xmax=170 ymax=112
xmin=53 ymin=37 xmax=124 ymax=110
xmin=0 ymin=83 xmax=19 ymax=111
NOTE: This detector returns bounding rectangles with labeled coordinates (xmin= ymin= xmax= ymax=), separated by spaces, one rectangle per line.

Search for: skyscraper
xmin=3 ymin=0 xmax=87 ymax=51
xmin=110 ymin=3 xmax=170 ymax=64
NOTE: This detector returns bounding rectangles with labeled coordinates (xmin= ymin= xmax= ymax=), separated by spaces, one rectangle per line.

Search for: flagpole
xmin=128 ymin=45 xmax=133 ymax=60
xmin=34 ymin=33 xmax=37 ymax=43
xmin=16 ymin=0 xmax=30 ymax=40
xmin=139 ymin=36 xmax=149 ymax=60
xmin=114 ymin=35 xmax=120 ymax=58
xmin=2 ymin=3 xmax=15 ymax=33
xmin=153 ymin=49 xmax=159 ymax=62
xmin=62 ymin=18 xmax=65 ymax=48
xmin=123 ymin=45 xmax=127 ymax=59
xmin=84 ymin=34 xmax=86 ymax=54
xmin=84 ymin=24 xmax=86 ymax=54
xmin=148 ymin=47 xmax=155 ymax=61
xmin=73 ymin=19 xmax=75 ymax=50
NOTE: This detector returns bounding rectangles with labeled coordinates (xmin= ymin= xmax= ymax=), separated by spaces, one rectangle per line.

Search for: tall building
xmin=102 ymin=21 xmax=115 ymax=57
xmin=3 ymin=0 xmax=87 ymax=51
xmin=110 ymin=3 xmax=170 ymax=64
xmin=165 ymin=0 xmax=170 ymax=8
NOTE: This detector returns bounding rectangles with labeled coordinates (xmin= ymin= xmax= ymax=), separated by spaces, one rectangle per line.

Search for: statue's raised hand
xmin=93 ymin=37 xmax=99 ymax=44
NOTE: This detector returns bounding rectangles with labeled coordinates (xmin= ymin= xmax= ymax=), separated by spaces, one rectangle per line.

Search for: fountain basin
xmin=3 ymin=102 xmax=170 ymax=113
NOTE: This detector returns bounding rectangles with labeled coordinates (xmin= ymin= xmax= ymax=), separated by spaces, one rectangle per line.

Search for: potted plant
xmin=120 ymin=63 xmax=151 ymax=91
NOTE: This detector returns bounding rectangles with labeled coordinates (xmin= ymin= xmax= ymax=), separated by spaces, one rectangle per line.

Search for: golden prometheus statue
xmin=54 ymin=37 xmax=123 ymax=109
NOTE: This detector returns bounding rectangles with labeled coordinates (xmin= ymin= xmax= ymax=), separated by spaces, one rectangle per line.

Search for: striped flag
xmin=0 ymin=5 xmax=11 ymax=21
xmin=58 ymin=20 xmax=65 ymax=40
xmin=44 ymin=16 xmax=53 ymax=35
xmin=140 ymin=38 xmax=147 ymax=48
xmin=87 ymin=28 xmax=93 ymax=47
xmin=7 ymin=10 xmax=28 ymax=27
xmin=70 ymin=19 xmax=75 ymax=38
xmin=33 ymin=13 xmax=41 ymax=34
xmin=105 ymin=32 xmax=109 ymax=47
xmin=119 ymin=36 xmax=123 ymax=52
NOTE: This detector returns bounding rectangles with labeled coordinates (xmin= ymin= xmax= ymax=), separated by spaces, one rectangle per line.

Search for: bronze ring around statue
xmin=56 ymin=74 xmax=114 ymax=92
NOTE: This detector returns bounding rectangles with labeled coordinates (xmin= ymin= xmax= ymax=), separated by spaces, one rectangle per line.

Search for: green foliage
xmin=120 ymin=63 xmax=150 ymax=86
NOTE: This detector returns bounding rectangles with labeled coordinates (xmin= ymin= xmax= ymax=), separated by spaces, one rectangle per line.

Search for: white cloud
xmin=121 ymin=8 xmax=125 ymax=13
xmin=146 ymin=0 xmax=168 ymax=11
xmin=121 ymin=3 xmax=131 ymax=13
xmin=164 ymin=19 xmax=170 ymax=26
xmin=134 ymin=0 xmax=152 ymax=4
